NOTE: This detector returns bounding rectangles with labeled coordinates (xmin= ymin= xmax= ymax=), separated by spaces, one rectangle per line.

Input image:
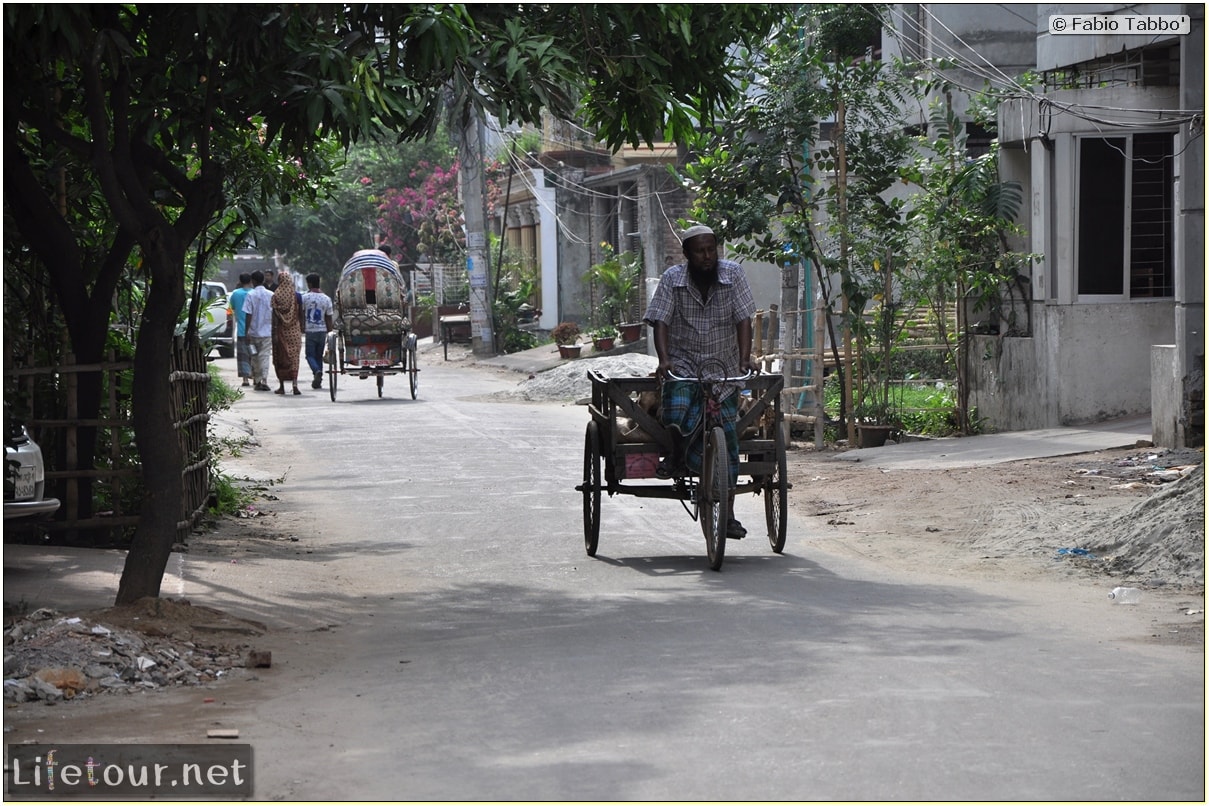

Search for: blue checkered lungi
xmin=661 ymin=380 xmax=740 ymax=487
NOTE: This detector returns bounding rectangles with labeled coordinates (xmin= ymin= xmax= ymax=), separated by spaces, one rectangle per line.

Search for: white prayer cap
xmin=680 ymin=225 xmax=715 ymax=244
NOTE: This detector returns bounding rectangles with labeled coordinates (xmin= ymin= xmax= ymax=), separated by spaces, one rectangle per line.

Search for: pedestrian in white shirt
xmin=242 ymin=270 xmax=274 ymax=391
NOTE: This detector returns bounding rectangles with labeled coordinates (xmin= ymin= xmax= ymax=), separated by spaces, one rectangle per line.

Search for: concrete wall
xmin=971 ymin=301 xmax=1177 ymax=428
xmin=553 ymin=169 xmax=592 ymax=327
xmin=1151 ymin=344 xmax=1181 ymax=446
xmin=1173 ymin=2 xmax=1205 ymax=446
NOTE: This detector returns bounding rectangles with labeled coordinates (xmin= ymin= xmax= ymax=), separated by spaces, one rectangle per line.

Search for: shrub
xmin=208 ymin=365 xmax=242 ymax=412
xmin=551 ymin=321 xmax=581 ymax=345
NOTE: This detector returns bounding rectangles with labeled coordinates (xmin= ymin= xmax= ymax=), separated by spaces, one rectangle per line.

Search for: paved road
xmin=5 ymin=346 xmax=1203 ymax=800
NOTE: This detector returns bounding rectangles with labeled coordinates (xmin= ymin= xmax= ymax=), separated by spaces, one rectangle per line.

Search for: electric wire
xmin=885 ymin=3 xmax=1202 ymax=128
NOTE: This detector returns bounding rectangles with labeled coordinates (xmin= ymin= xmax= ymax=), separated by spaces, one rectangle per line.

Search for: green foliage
xmin=902 ymin=90 xmax=1038 ymax=431
xmin=584 ymin=244 xmax=642 ymax=326
xmin=258 ymin=133 xmax=459 ymax=287
xmin=811 ymin=4 xmax=886 ymax=59
xmin=208 ymin=473 xmax=257 ymax=517
xmin=413 ymin=294 xmax=437 ymax=318
xmin=562 ymin=6 xmax=782 ymax=149
xmin=824 ymin=376 xmax=977 ymax=438
xmin=588 ymin=325 xmax=618 ymax=341
xmin=493 ymin=276 xmax=541 ymax=354
xmin=208 ymin=366 xmax=243 ymax=413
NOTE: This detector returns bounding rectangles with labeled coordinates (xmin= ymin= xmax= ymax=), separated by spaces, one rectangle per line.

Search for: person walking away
xmin=271 ymin=269 xmax=305 ymax=395
xmin=301 ymin=273 xmax=334 ymax=389
xmin=228 ymin=273 xmax=252 ymax=387
xmin=643 ymin=224 xmax=755 ymax=540
xmin=242 ymin=271 xmax=274 ymax=391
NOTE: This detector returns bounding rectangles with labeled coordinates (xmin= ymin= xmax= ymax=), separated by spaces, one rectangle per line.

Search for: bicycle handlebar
xmin=666 ymin=369 xmax=756 ymax=384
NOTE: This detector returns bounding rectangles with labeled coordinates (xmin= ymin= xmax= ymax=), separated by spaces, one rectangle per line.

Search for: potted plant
xmin=551 ymin=321 xmax=582 ymax=359
xmin=589 ymin=325 xmax=617 ymax=352
xmin=618 ymin=321 xmax=644 ymax=343
xmin=850 ymin=255 xmax=907 ymax=447
xmin=585 ymin=244 xmax=642 ymax=334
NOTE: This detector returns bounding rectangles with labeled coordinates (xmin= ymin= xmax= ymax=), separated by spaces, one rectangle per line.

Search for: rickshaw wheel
xmin=329 ymin=366 xmax=338 ymax=402
xmin=408 ymin=347 xmax=419 ymax=399
xmin=764 ymin=427 xmax=788 ymax=553
xmin=583 ymin=420 xmax=601 ymax=556
xmin=377 ymin=373 xmax=384 ymax=398
xmin=700 ymin=426 xmax=729 ymax=571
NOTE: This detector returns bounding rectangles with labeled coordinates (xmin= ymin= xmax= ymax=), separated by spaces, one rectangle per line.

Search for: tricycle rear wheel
xmin=583 ymin=421 xmax=601 ymax=556
xmin=327 ymin=333 xmax=340 ymax=402
xmin=408 ymin=345 xmax=419 ymax=399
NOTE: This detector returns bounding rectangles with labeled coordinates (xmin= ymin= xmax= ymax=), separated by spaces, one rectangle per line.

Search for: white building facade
xmin=991 ymin=3 xmax=1203 ymax=446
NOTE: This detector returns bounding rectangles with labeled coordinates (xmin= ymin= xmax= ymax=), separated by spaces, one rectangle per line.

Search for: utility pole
xmin=460 ymin=109 xmax=494 ymax=356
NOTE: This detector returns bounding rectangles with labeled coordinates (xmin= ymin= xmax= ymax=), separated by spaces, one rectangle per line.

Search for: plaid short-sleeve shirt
xmin=643 ymin=258 xmax=756 ymax=379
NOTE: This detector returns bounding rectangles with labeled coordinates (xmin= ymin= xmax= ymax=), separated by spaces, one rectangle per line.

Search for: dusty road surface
xmin=4 ymin=344 xmax=1204 ymax=801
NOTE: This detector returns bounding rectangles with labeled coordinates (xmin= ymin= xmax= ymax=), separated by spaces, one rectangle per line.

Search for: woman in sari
xmin=271 ymin=270 xmax=305 ymax=395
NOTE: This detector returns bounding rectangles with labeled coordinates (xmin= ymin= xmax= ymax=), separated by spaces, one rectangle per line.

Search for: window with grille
xmin=1076 ymin=132 xmax=1175 ymax=298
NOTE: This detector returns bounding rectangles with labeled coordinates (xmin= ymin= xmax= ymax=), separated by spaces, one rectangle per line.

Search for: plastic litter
xmin=1108 ymin=586 xmax=1142 ymax=604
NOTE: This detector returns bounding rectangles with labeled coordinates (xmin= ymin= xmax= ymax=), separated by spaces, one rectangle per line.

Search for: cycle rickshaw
xmin=326 ymin=248 xmax=419 ymax=401
xmin=577 ymin=365 xmax=789 ymax=570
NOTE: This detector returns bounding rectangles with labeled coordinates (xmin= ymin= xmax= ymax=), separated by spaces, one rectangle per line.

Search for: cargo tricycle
xmin=577 ymin=364 xmax=789 ymax=570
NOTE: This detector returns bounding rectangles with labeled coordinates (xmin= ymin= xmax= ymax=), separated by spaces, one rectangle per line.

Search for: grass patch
xmin=209 ymin=473 xmax=258 ymax=516
xmin=823 ymin=374 xmax=979 ymax=437
xmin=209 ymin=365 xmax=243 ymax=412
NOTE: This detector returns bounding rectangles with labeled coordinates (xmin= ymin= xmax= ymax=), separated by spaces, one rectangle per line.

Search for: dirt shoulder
xmin=784 ymin=442 xmax=1204 ymax=646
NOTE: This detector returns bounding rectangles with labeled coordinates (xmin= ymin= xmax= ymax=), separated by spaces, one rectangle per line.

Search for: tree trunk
xmin=116 ymin=242 xmax=187 ymax=604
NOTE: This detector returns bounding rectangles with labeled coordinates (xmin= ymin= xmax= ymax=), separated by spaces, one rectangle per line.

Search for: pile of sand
xmin=499 ymin=354 xmax=658 ymax=403
xmin=1080 ymin=464 xmax=1205 ymax=585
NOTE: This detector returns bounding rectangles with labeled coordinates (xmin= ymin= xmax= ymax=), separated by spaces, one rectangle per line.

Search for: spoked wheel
xmin=408 ymin=346 xmax=419 ymax=399
xmin=764 ymin=426 xmax=788 ymax=553
xmin=699 ymin=426 xmax=729 ymax=571
xmin=583 ymin=420 xmax=601 ymax=556
xmin=328 ymin=334 xmax=340 ymax=402
xmin=377 ymin=372 xmax=384 ymax=398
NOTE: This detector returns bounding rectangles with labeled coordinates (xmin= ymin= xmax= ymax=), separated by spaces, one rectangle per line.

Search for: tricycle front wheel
xmin=583 ymin=421 xmax=601 ymax=556
xmin=700 ymin=426 xmax=729 ymax=571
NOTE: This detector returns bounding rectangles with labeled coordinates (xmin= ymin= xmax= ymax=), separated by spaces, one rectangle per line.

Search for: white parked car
xmin=176 ymin=280 xmax=234 ymax=358
xmin=4 ymin=424 xmax=60 ymax=520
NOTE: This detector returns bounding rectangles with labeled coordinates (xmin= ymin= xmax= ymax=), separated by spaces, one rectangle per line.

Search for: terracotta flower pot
xmin=558 ymin=344 xmax=582 ymax=359
xmin=856 ymin=424 xmax=895 ymax=448
xmin=593 ymin=337 xmax=615 ymax=352
xmin=618 ymin=322 xmax=643 ymax=343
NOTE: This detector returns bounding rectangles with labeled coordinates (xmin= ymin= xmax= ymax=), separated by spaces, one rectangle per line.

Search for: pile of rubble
xmin=3 ymin=600 xmax=267 ymax=704
xmin=1070 ymin=447 xmax=1204 ymax=490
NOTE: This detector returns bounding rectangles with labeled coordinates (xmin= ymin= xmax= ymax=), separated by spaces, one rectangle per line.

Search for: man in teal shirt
xmin=228 ymin=273 xmax=252 ymax=387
